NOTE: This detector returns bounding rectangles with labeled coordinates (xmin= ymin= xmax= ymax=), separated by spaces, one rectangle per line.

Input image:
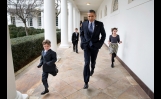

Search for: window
xmin=11 ymin=16 xmax=16 ymax=25
xmin=38 ymin=17 xmax=41 ymax=26
xmin=38 ymin=13 xmax=41 ymax=26
xmin=28 ymin=17 xmax=33 ymax=26
xmin=127 ymin=0 xmax=151 ymax=10
xmin=56 ymin=16 xmax=58 ymax=26
xmin=113 ymin=0 xmax=118 ymax=12
xmin=128 ymin=0 xmax=134 ymax=4
xmin=104 ymin=5 xmax=107 ymax=16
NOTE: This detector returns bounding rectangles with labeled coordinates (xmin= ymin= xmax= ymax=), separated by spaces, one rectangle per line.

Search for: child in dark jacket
xmin=37 ymin=39 xmax=57 ymax=95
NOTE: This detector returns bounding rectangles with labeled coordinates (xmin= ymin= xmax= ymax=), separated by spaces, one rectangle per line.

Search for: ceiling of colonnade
xmin=73 ymin=0 xmax=104 ymax=14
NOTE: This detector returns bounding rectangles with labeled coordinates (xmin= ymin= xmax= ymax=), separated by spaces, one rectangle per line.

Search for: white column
xmin=76 ymin=10 xmax=78 ymax=29
xmin=73 ymin=8 xmax=76 ymax=32
xmin=68 ymin=2 xmax=73 ymax=42
xmin=76 ymin=10 xmax=79 ymax=31
xmin=59 ymin=0 xmax=70 ymax=48
xmin=7 ymin=20 xmax=28 ymax=99
xmin=58 ymin=13 xmax=61 ymax=29
xmin=78 ymin=11 xmax=80 ymax=32
xmin=44 ymin=0 xmax=57 ymax=51
xmin=41 ymin=11 xmax=44 ymax=29
xmin=75 ymin=10 xmax=78 ymax=30
xmin=77 ymin=11 xmax=80 ymax=30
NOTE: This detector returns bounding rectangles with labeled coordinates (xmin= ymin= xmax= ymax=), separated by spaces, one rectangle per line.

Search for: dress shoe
xmin=90 ymin=70 xmax=94 ymax=76
xmin=41 ymin=89 xmax=49 ymax=95
xmin=83 ymin=83 xmax=88 ymax=89
xmin=111 ymin=63 xmax=114 ymax=68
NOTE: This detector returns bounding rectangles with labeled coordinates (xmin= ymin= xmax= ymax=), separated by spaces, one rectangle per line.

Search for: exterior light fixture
xmin=86 ymin=3 xmax=90 ymax=5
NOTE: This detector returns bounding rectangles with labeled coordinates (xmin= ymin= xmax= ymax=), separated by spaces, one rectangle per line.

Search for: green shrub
xmin=8 ymin=25 xmax=45 ymax=38
xmin=11 ymin=32 xmax=61 ymax=72
xmin=10 ymin=30 xmax=18 ymax=38
xmin=56 ymin=29 xmax=61 ymax=31
xmin=57 ymin=32 xmax=61 ymax=43
xmin=11 ymin=33 xmax=44 ymax=72
xmin=17 ymin=31 xmax=26 ymax=37
xmin=41 ymin=29 xmax=44 ymax=33
xmin=9 ymin=24 xmax=16 ymax=28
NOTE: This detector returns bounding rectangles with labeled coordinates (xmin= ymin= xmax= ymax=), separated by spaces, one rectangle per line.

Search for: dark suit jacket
xmin=72 ymin=32 xmax=79 ymax=43
xmin=38 ymin=49 xmax=57 ymax=73
xmin=80 ymin=20 xmax=106 ymax=49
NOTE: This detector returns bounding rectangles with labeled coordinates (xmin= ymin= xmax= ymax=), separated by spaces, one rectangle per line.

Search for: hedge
xmin=11 ymin=32 xmax=61 ymax=72
xmin=8 ymin=25 xmax=44 ymax=38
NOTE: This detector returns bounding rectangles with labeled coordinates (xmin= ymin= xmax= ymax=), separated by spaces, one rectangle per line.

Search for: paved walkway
xmin=15 ymin=42 xmax=151 ymax=99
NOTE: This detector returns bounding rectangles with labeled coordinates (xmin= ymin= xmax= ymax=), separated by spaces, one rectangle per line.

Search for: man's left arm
xmin=99 ymin=22 xmax=106 ymax=47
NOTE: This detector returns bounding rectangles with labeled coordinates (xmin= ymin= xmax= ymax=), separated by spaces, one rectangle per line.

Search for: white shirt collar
xmin=89 ymin=20 xmax=95 ymax=24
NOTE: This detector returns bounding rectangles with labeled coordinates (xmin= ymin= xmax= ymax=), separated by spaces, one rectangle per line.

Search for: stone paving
xmin=15 ymin=42 xmax=151 ymax=99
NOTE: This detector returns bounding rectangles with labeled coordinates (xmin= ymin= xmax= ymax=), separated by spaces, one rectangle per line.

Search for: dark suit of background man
xmin=72 ymin=28 xmax=79 ymax=53
xmin=80 ymin=10 xmax=106 ymax=89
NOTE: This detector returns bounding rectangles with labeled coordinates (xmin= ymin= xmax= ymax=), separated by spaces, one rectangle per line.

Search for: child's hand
xmin=119 ymin=41 xmax=122 ymax=44
xmin=108 ymin=42 xmax=110 ymax=45
xmin=37 ymin=65 xmax=41 ymax=68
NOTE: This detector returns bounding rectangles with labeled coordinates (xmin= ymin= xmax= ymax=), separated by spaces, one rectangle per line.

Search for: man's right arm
xmin=80 ymin=23 xmax=86 ymax=43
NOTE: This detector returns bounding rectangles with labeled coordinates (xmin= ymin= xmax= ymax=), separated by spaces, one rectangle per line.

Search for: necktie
xmin=89 ymin=23 xmax=93 ymax=33
xmin=89 ymin=23 xmax=93 ymax=46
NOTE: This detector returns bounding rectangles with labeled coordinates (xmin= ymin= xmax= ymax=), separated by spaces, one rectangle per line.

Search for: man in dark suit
xmin=80 ymin=10 xmax=106 ymax=89
xmin=37 ymin=39 xmax=57 ymax=95
xmin=72 ymin=28 xmax=79 ymax=53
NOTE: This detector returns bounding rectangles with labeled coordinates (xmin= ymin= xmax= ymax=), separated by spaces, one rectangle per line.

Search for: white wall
xmin=8 ymin=14 xmax=44 ymax=29
xmin=97 ymin=0 xmax=154 ymax=92
xmin=80 ymin=14 xmax=84 ymax=21
xmin=7 ymin=14 xmax=12 ymax=25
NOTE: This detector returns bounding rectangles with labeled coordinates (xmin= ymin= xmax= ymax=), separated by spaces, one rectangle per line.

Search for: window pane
xmin=11 ymin=17 xmax=16 ymax=25
xmin=56 ymin=17 xmax=58 ymax=26
xmin=30 ymin=18 xmax=33 ymax=26
xmin=38 ymin=17 xmax=41 ymax=26
xmin=113 ymin=0 xmax=118 ymax=12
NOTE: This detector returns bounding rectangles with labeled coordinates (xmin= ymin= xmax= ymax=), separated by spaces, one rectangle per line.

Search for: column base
xmin=15 ymin=91 xmax=28 ymax=99
xmin=59 ymin=44 xmax=70 ymax=48
xmin=56 ymin=55 xmax=61 ymax=62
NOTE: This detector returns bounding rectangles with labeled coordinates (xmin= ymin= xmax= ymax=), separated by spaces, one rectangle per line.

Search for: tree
xmin=7 ymin=0 xmax=61 ymax=36
xmin=55 ymin=0 xmax=61 ymax=17
xmin=7 ymin=0 xmax=44 ymax=36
